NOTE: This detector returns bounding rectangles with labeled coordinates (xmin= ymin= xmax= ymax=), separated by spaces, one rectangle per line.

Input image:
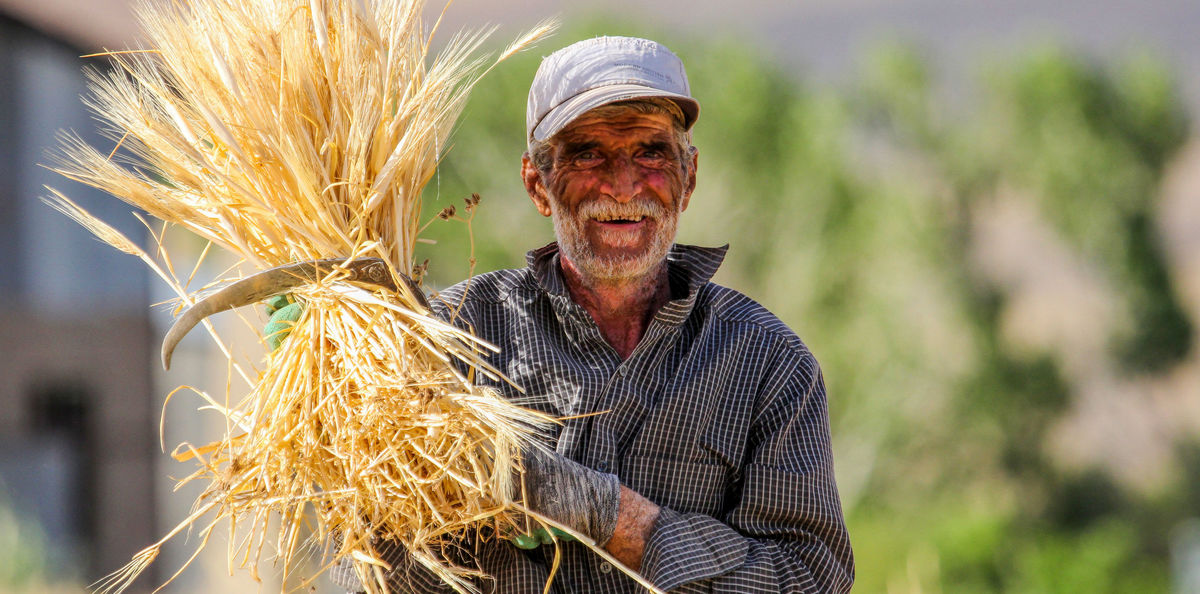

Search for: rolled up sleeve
xmin=641 ymin=355 xmax=854 ymax=593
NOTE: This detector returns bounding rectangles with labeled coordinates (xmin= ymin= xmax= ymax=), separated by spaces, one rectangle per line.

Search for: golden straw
xmin=47 ymin=0 xmax=563 ymax=592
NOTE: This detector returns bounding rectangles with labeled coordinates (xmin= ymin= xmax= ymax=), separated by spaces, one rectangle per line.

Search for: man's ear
xmin=679 ymin=146 xmax=698 ymax=213
xmin=522 ymin=153 xmax=553 ymax=217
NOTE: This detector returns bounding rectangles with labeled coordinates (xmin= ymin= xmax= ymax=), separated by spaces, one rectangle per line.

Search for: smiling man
xmin=336 ymin=36 xmax=855 ymax=593
xmin=523 ymin=105 xmax=696 ymax=360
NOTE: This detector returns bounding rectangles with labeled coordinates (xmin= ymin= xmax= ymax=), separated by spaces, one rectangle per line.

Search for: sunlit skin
xmin=522 ymin=111 xmax=698 ymax=359
xmin=521 ymin=109 xmax=699 ymax=571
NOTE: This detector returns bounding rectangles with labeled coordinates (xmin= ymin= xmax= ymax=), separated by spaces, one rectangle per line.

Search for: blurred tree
xmin=852 ymin=40 xmax=1190 ymax=592
xmin=978 ymin=48 xmax=1192 ymax=373
xmin=0 ymin=492 xmax=51 ymax=589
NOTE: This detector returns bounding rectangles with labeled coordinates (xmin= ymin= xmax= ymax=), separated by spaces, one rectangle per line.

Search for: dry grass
xmin=46 ymin=0 xmax=562 ymax=592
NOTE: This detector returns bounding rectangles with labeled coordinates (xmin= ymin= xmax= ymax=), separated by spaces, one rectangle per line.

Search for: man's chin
xmin=572 ymin=249 xmax=665 ymax=282
xmin=554 ymin=215 xmax=678 ymax=283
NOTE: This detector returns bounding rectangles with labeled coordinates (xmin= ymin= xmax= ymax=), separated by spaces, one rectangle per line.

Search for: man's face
xmin=522 ymin=110 xmax=698 ymax=283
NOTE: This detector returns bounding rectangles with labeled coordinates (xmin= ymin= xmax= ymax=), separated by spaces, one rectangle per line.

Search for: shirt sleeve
xmin=339 ymin=537 xmax=551 ymax=594
xmin=639 ymin=353 xmax=855 ymax=592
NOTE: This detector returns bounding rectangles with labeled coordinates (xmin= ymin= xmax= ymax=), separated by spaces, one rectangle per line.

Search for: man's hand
xmin=514 ymin=452 xmax=662 ymax=572
xmin=515 ymin=447 xmax=621 ymax=548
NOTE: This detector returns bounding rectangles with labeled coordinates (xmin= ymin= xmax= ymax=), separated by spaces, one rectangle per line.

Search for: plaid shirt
xmin=382 ymin=242 xmax=853 ymax=593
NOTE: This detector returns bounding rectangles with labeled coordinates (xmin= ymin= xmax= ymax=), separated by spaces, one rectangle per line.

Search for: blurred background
xmin=2 ymin=0 xmax=1199 ymax=592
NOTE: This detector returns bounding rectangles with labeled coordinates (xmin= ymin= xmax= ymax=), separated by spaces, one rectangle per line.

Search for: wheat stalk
xmin=46 ymin=1 xmax=561 ymax=592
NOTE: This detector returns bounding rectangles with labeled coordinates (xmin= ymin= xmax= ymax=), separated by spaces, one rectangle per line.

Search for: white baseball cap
xmin=526 ymin=36 xmax=700 ymax=146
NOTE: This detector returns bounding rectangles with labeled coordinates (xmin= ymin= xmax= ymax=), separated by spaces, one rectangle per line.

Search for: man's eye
xmin=637 ymin=150 xmax=669 ymax=164
xmin=572 ymin=151 xmax=600 ymax=164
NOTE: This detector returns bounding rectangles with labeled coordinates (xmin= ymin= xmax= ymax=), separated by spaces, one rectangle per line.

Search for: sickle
xmin=161 ymin=257 xmax=429 ymax=370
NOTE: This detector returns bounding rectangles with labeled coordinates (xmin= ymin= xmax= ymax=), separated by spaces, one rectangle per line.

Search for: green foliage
xmin=423 ymin=20 xmax=1195 ymax=593
xmin=1008 ymin=519 xmax=1170 ymax=594
xmin=854 ymin=40 xmax=1190 ymax=592
xmin=974 ymin=47 xmax=1193 ymax=372
xmin=0 ymin=493 xmax=49 ymax=588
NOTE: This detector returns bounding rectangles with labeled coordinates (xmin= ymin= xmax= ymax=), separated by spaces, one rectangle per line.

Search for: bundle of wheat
xmin=46 ymin=0 xmax=564 ymax=592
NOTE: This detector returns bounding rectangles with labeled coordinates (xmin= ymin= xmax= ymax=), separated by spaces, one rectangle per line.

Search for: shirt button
xmin=599 ymin=561 xmax=613 ymax=574
xmin=616 ymin=366 xmax=627 ymax=377
xmin=596 ymin=461 xmax=609 ymax=472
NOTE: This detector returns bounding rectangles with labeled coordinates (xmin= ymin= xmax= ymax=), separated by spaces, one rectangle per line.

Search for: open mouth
xmin=592 ymin=215 xmax=646 ymax=226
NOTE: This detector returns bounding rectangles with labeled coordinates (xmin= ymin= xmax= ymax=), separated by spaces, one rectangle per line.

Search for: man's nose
xmin=601 ymin=157 xmax=641 ymax=202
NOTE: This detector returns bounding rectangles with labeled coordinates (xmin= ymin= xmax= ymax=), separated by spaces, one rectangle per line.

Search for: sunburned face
xmin=523 ymin=110 xmax=698 ymax=283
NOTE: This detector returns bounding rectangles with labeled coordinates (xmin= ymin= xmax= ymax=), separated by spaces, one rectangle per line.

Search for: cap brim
xmin=530 ymin=83 xmax=700 ymax=143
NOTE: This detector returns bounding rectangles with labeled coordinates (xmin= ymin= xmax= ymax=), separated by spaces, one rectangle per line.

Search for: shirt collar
xmin=526 ymin=242 xmax=729 ymax=323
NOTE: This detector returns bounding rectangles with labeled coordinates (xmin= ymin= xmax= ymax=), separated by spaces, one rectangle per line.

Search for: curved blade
xmin=161 ymin=257 xmax=426 ymax=370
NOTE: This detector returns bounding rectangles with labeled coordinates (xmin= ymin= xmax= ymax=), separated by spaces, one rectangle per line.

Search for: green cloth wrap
xmin=265 ymin=294 xmax=294 ymax=315
xmin=263 ymin=300 xmax=303 ymax=351
xmin=511 ymin=526 xmax=576 ymax=550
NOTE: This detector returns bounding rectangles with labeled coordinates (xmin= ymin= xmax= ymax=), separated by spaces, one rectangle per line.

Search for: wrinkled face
xmin=523 ymin=110 xmax=698 ymax=282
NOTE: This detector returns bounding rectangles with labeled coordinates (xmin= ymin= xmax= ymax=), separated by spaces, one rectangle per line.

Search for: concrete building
xmin=0 ymin=12 xmax=157 ymax=589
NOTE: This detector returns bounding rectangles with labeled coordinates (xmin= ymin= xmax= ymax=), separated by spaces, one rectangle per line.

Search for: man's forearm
xmin=603 ymin=485 xmax=660 ymax=571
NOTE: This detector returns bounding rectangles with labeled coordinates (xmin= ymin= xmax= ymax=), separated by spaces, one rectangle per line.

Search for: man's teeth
xmin=594 ymin=215 xmax=645 ymax=222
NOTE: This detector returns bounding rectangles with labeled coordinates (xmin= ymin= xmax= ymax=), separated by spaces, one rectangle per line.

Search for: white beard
xmin=551 ymin=196 xmax=680 ymax=282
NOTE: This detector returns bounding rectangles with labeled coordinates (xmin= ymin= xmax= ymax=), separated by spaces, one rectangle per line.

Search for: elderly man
xmin=335 ymin=35 xmax=854 ymax=593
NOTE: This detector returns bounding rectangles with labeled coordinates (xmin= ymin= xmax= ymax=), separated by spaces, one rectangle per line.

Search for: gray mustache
xmin=578 ymin=199 xmax=668 ymax=220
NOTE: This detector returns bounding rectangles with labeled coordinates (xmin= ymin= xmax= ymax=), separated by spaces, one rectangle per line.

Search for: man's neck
xmin=560 ymin=257 xmax=671 ymax=360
